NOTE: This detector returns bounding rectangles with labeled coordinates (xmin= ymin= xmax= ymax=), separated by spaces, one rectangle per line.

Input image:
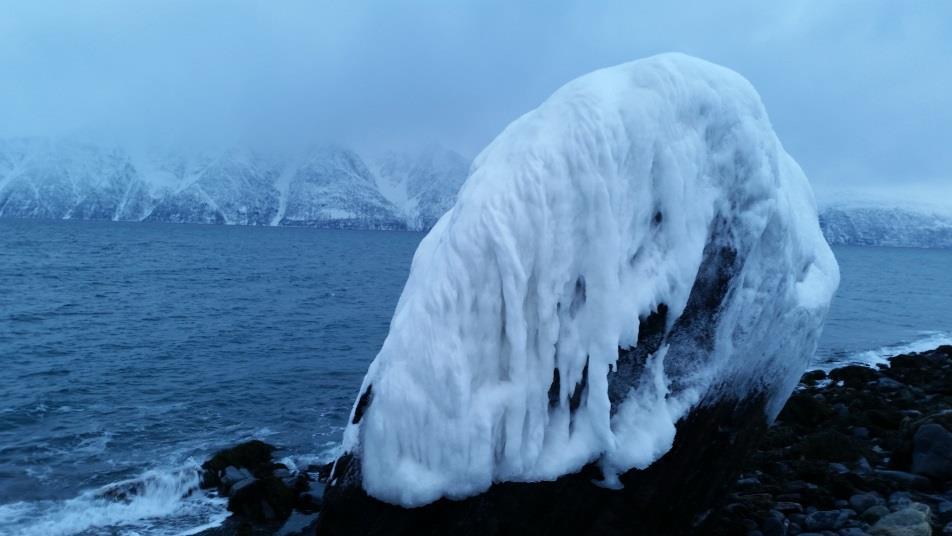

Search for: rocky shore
xmin=700 ymin=345 xmax=952 ymax=536
xmin=198 ymin=345 xmax=952 ymax=535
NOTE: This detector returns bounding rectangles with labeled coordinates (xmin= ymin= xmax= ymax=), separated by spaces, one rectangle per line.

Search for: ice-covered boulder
xmin=319 ymin=53 xmax=839 ymax=534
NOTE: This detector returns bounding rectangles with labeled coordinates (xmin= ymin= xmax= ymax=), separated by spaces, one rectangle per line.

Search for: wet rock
xmin=911 ymin=424 xmax=952 ymax=481
xmin=305 ymin=462 xmax=334 ymax=482
xmin=220 ymin=466 xmax=254 ymax=491
xmin=861 ymin=506 xmax=891 ymax=525
xmin=228 ymin=476 xmax=298 ymax=522
xmin=762 ymin=510 xmax=788 ymax=536
xmin=876 ymin=378 xmax=906 ymax=391
xmin=874 ymin=470 xmax=932 ymax=491
xmin=798 ymin=430 xmax=866 ymax=463
xmin=870 ymin=503 xmax=931 ymax=536
xmin=804 ymin=510 xmax=851 ymax=531
xmin=201 ymin=440 xmax=276 ymax=490
xmin=777 ymin=502 xmax=805 ymax=514
xmin=779 ymin=392 xmax=834 ymax=428
xmin=851 ymin=493 xmax=885 ymax=513
xmin=802 ymin=370 xmax=828 ymax=386
xmin=298 ymin=480 xmax=325 ymax=512
xmin=937 ymin=502 xmax=952 ymax=517
xmin=275 ymin=511 xmax=319 ymax=536
xmin=829 ymin=366 xmax=879 ymax=388
xmin=230 ymin=477 xmax=256 ymax=495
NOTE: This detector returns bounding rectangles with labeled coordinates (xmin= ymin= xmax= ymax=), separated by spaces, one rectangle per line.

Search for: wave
xmin=0 ymin=461 xmax=227 ymax=536
xmin=0 ymin=439 xmax=344 ymax=536
xmin=815 ymin=331 xmax=952 ymax=371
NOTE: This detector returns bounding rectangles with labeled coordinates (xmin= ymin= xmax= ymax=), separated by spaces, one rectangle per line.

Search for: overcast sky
xmin=1 ymin=1 xmax=950 ymax=201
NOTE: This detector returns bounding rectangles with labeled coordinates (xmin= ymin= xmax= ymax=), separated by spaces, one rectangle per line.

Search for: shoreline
xmin=196 ymin=344 xmax=952 ymax=535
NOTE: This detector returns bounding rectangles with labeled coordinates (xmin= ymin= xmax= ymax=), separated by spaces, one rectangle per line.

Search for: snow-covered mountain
xmin=373 ymin=146 xmax=470 ymax=231
xmin=0 ymin=138 xmax=468 ymax=231
xmin=819 ymin=202 xmax=952 ymax=248
xmin=11 ymin=137 xmax=949 ymax=249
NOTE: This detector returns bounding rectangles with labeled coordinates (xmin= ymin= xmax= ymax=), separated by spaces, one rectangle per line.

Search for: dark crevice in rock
xmin=569 ymin=357 xmax=589 ymax=413
xmin=568 ymin=276 xmax=586 ymax=318
xmin=548 ymin=368 xmax=561 ymax=408
xmin=609 ymin=303 xmax=669 ymax=411
xmin=663 ymin=218 xmax=740 ymax=396
xmin=352 ymin=384 xmax=373 ymax=425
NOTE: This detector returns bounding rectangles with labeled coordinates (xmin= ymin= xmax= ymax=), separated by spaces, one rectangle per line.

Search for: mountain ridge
xmin=818 ymin=202 xmax=952 ymax=249
xmin=0 ymin=138 xmax=468 ymax=231
xmin=3 ymin=137 xmax=950 ymax=248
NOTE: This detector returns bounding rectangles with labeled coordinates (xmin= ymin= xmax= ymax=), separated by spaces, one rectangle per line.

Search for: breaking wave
xmin=815 ymin=331 xmax=952 ymax=371
xmin=0 ymin=461 xmax=227 ymax=536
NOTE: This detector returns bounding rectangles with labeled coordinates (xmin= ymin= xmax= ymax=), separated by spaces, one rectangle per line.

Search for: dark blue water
xmin=0 ymin=220 xmax=423 ymax=535
xmin=818 ymin=245 xmax=952 ymax=368
xmin=0 ymin=220 xmax=950 ymax=535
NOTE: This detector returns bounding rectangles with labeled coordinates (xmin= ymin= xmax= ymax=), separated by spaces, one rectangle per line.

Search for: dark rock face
xmin=200 ymin=440 xmax=276 ymax=491
xmin=197 ymin=441 xmax=332 ymax=535
xmin=911 ymin=423 xmax=952 ymax=481
xmin=317 ymin=393 xmax=769 ymax=535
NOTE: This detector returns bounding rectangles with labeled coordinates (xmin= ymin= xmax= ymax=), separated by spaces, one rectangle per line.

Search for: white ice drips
xmin=341 ymin=53 xmax=839 ymax=507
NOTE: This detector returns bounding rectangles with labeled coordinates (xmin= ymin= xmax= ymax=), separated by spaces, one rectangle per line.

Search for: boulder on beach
xmin=317 ymin=53 xmax=838 ymax=535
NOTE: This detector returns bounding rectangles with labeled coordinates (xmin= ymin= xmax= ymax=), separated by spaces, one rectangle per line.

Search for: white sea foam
xmin=0 ymin=461 xmax=227 ymax=536
xmin=815 ymin=331 xmax=952 ymax=371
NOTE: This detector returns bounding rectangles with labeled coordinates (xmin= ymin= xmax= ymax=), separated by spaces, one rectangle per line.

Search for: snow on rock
xmin=339 ymin=53 xmax=840 ymax=507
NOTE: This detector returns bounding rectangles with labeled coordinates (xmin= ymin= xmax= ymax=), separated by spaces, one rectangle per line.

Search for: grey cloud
xmin=1 ymin=1 xmax=950 ymax=199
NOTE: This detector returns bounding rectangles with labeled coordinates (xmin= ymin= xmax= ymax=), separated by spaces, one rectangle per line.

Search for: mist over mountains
xmin=2 ymin=137 xmax=950 ymax=249
xmin=0 ymin=138 xmax=468 ymax=231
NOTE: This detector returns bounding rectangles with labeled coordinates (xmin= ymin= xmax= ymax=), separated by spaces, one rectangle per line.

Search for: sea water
xmin=1 ymin=219 xmax=949 ymax=535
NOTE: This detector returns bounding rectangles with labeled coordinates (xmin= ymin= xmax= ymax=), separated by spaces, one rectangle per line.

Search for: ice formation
xmin=340 ymin=53 xmax=840 ymax=507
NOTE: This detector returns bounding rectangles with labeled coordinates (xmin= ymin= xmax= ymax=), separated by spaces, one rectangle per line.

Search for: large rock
xmin=870 ymin=503 xmax=932 ymax=536
xmin=318 ymin=53 xmax=837 ymax=534
xmin=200 ymin=440 xmax=276 ymax=492
xmin=911 ymin=423 xmax=952 ymax=481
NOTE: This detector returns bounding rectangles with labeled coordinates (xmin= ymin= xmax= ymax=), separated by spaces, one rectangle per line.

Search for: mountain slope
xmin=0 ymin=138 xmax=151 ymax=221
xmin=374 ymin=146 xmax=469 ymax=230
xmin=0 ymin=139 xmax=422 ymax=230
xmin=819 ymin=203 xmax=952 ymax=248
xmin=278 ymin=147 xmax=404 ymax=229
